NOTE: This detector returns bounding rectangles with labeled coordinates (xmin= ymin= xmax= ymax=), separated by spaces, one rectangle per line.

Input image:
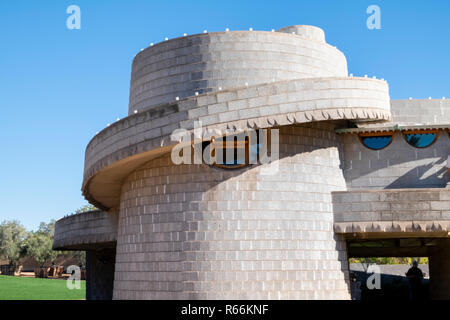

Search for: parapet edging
xmin=84 ymin=106 xmax=390 ymax=183
xmin=52 ymin=210 xmax=118 ymax=250
xmin=129 ymin=28 xmax=348 ymax=111
xmin=333 ymin=188 xmax=450 ymax=235
xmin=334 ymin=221 xmax=450 ymax=233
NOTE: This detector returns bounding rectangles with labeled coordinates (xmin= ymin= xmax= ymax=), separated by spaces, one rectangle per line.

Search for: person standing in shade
xmin=406 ymin=260 xmax=424 ymax=300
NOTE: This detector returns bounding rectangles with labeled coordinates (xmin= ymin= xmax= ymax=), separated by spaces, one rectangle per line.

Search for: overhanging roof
xmin=335 ymin=123 xmax=450 ymax=134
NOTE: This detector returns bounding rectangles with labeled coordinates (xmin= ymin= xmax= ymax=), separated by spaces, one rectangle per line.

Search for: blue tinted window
xmin=360 ymin=135 xmax=393 ymax=150
xmin=404 ymin=133 xmax=437 ymax=148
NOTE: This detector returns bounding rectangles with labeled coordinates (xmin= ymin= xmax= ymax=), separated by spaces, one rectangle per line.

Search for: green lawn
xmin=0 ymin=275 xmax=85 ymax=300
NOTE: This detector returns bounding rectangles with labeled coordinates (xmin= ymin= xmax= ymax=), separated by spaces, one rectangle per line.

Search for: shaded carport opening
xmin=346 ymin=237 xmax=448 ymax=300
xmin=54 ymin=242 xmax=116 ymax=300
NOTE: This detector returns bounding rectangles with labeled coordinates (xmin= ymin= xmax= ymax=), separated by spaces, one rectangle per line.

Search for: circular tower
xmin=80 ymin=25 xmax=391 ymax=299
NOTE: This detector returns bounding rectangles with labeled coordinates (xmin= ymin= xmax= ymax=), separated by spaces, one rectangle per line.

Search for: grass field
xmin=0 ymin=275 xmax=85 ymax=300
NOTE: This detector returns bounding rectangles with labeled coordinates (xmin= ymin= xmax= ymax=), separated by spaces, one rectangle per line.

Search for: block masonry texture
xmin=342 ymin=131 xmax=449 ymax=190
xmin=129 ymin=27 xmax=347 ymax=113
xmin=113 ymin=124 xmax=351 ymax=300
xmin=333 ymin=189 xmax=450 ymax=233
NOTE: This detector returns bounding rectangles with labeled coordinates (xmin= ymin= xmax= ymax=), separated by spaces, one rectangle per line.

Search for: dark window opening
xmin=202 ymin=129 xmax=267 ymax=170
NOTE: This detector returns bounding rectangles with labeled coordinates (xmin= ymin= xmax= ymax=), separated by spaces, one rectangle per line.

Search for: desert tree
xmin=0 ymin=220 xmax=28 ymax=268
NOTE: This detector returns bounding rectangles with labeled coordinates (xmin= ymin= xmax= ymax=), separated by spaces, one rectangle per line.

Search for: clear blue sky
xmin=0 ymin=0 xmax=449 ymax=231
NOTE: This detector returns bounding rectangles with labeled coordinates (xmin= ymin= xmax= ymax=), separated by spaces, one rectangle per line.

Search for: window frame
xmin=212 ymin=137 xmax=249 ymax=170
xmin=210 ymin=129 xmax=269 ymax=170
xmin=358 ymin=131 xmax=395 ymax=151
xmin=402 ymin=129 xmax=440 ymax=149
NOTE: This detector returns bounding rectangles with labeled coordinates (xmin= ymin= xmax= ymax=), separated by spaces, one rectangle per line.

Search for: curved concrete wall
xmin=53 ymin=211 xmax=118 ymax=250
xmin=53 ymin=211 xmax=118 ymax=301
xmin=277 ymin=25 xmax=325 ymax=43
xmin=129 ymin=28 xmax=347 ymax=113
xmin=113 ymin=124 xmax=351 ymax=300
xmin=66 ymin=24 xmax=407 ymax=300
xmin=342 ymin=131 xmax=449 ymax=189
xmin=84 ymin=76 xmax=390 ymax=210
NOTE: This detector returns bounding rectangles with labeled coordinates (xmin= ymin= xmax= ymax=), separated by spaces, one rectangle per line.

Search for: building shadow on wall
xmin=133 ymin=123 xmax=354 ymax=294
xmin=386 ymin=158 xmax=448 ymax=189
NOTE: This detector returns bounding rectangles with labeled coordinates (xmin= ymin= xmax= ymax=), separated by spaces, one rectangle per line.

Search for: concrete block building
xmin=53 ymin=25 xmax=450 ymax=300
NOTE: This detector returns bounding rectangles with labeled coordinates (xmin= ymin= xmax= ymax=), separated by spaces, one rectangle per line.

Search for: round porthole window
xmin=403 ymin=130 xmax=439 ymax=148
xmin=359 ymin=132 xmax=394 ymax=150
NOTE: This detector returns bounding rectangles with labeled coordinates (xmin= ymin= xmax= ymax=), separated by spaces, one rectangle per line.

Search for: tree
xmin=0 ymin=220 xmax=28 ymax=268
xmin=72 ymin=251 xmax=86 ymax=268
xmin=74 ymin=204 xmax=98 ymax=214
xmin=37 ymin=220 xmax=55 ymax=235
xmin=25 ymin=220 xmax=58 ymax=267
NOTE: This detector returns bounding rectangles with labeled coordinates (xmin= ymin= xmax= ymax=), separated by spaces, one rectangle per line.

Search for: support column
xmin=86 ymin=247 xmax=116 ymax=300
xmin=429 ymin=239 xmax=450 ymax=300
